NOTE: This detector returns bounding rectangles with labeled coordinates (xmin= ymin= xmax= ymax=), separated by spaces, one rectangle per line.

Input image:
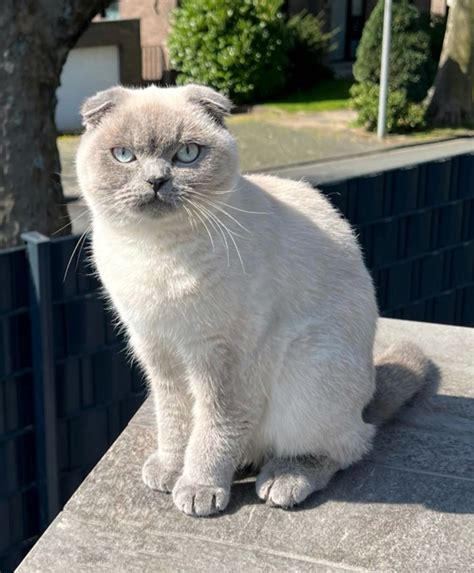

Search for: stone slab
xmin=17 ymin=319 xmax=474 ymax=572
xmin=271 ymin=139 xmax=474 ymax=185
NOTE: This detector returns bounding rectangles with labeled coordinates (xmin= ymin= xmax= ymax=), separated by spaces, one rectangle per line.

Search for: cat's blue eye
xmin=111 ymin=147 xmax=136 ymax=163
xmin=175 ymin=143 xmax=200 ymax=164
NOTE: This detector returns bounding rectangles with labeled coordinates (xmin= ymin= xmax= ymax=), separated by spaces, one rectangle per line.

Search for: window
xmin=102 ymin=1 xmax=120 ymax=20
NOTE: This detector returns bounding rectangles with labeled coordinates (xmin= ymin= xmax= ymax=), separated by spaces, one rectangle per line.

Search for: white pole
xmin=377 ymin=0 xmax=392 ymax=139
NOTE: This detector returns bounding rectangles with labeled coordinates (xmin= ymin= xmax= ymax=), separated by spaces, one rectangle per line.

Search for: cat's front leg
xmin=172 ymin=346 xmax=254 ymax=517
xmin=142 ymin=378 xmax=192 ymax=494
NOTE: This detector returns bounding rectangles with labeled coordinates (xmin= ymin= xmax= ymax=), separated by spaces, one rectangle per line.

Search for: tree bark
xmin=0 ymin=0 xmax=109 ymax=248
xmin=426 ymin=0 xmax=474 ymax=127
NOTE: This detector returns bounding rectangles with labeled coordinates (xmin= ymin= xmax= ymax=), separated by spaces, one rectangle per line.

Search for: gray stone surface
xmin=17 ymin=319 xmax=474 ymax=572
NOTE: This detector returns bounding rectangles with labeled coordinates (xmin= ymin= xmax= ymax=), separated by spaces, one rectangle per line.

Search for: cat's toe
xmin=256 ymin=470 xmax=313 ymax=509
xmin=142 ymin=452 xmax=182 ymax=493
xmin=172 ymin=477 xmax=230 ymax=517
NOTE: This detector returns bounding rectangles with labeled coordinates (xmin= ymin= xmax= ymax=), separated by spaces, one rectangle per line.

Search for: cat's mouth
xmin=135 ymin=188 xmax=181 ymax=215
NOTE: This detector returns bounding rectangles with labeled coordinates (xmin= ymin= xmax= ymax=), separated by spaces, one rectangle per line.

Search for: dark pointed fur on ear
xmin=183 ymin=84 xmax=232 ymax=127
xmin=81 ymin=86 xmax=128 ymax=129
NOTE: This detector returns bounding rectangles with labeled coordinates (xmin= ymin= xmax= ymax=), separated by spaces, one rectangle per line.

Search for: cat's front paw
xmin=172 ymin=476 xmax=230 ymax=517
xmin=142 ymin=452 xmax=182 ymax=493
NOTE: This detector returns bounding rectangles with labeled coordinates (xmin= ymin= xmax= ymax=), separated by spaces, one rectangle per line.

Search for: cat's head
xmin=76 ymin=84 xmax=238 ymax=225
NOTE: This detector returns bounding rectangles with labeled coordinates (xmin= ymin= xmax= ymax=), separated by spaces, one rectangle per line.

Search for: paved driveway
xmin=59 ymin=110 xmax=387 ymax=199
xmin=59 ymin=111 xmax=473 ymax=235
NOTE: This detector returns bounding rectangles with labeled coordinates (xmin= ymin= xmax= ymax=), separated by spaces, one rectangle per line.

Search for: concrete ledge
xmin=18 ymin=319 xmax=474 ymax=572
xmin=268 ymin=139 xmax=474 ymax=185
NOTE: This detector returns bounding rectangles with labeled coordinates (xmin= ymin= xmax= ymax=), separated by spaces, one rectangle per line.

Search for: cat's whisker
xmin=63 ymin=225 xmax=91 ymax=283
xmin=191 ymin=197 xmax=248 ymax=240
xmin=191 ymin=195 xmax=251 ymax=235
xmin=191 ymin=207 xmax=215 ymax=251
xmin=189 ymin=200 xmax=230 ymax=267
xmin=192 ymin=201 xmax=223 ymax=245
xmin=75 ymin=226 xmax=92 ymax=273
xmin=188 ymin=190 xmax=269 ymax=215
xmin=208 ymin=188 xmax=237 ymax=196
xmin=182 ymin=198 xmax=215 ymax=251
xmin=192 ymin=199 xmax=245 ymax=273
xmin=223 ymin=223 xmax=246 ymax=274
xmin=52 ymin=207 xmax=90 ymax=235
xmin=189 ymin=199 xmax=224 ymax=256
xmin=211 ymin=211 xmax=246 ymax=274
xmin=181 ymin=204 xmax=197 ymax=233
xmin=212 ymin=202 xmax=268 ymax=216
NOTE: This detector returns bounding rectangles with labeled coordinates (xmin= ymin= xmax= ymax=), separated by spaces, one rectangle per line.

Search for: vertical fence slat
xmin=21 ymin=232 xmax=59 ymax=529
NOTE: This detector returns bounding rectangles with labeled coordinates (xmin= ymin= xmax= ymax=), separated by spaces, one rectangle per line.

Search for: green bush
xmin=168 ymin=0 xmax=290 ymax=104
xmin=286 ymin=11 xmax=332 ymax=90
xmin=350 ymin=83 xmax=426 ymax=132
xmin=351 ymin=0 xmax=434 ymax=131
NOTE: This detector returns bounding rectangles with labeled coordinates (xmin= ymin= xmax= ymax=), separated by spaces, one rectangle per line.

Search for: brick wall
xmin=119 ymin=0 xmax=177 ymax=79
xmin=118 ymin=0 xmax=176 ymax=49
xmin=96 ymin=0 xmax=447 ymax=79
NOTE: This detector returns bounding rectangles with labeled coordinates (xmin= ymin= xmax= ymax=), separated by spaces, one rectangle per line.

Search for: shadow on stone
xmin=223 ymin=360 xmax=473 ymax=518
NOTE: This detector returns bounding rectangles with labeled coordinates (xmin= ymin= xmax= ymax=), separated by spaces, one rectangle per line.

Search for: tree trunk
xmin=0 ymin=0 xmax=108 ymax=248
xmin=426 ymin=0 xmax=474 ymax=127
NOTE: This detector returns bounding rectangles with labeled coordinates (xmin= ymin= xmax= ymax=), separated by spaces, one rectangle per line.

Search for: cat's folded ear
xmin=183 ymin=84 xmax=232 ymax=127
xmin=81 ymin=86 xmax=128 ymax=129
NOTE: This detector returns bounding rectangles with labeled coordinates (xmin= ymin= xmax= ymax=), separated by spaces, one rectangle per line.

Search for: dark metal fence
xmin=1 ymin=152 xmax=473 ymax=572
xmin=323 ymin=153 xmax=474 ymax=325
xmin=0 ymin=233 xmax=145 ymax=572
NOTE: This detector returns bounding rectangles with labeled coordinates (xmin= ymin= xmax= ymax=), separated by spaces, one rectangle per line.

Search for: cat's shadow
xmin=224 ymin=373 xmax=474 ymax=517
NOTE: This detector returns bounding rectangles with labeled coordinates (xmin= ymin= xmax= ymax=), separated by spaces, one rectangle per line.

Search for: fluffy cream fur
xmin=76 ymin=84 xmax=432 ymax=516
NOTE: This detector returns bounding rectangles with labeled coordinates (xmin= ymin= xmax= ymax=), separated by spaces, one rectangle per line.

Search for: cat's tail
xmin=364 ymin=342 xmax=436 ymax=426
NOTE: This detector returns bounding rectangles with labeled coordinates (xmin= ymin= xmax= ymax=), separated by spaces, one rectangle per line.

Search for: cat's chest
xmin=94 ymin=239 xmax=202 ymax=329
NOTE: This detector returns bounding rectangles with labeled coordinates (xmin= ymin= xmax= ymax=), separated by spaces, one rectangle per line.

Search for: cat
xmin=76 ymin=84 xmax=432 ymax=517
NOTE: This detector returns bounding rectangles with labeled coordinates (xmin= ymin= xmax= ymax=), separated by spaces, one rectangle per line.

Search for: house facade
xmin=98 ymin=0 xmax=449 ymax=82
xmin=56 ymin=19 xmax=141 ymax=132
xmin=284 ymin=0 xmax=449 ymax=60
xmin=55 ymin=0 xmax=448 ymax=132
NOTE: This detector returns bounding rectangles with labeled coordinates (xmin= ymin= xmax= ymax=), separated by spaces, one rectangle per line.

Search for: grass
xmin=410 ymin=126 xmax=474 ymax=140
xmin=262 ymin=78 xmax=353 ymax=113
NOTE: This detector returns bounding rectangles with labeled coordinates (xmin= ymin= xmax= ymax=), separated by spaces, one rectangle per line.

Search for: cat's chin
xmin=134 ymin=197 xmax=180 ymax=218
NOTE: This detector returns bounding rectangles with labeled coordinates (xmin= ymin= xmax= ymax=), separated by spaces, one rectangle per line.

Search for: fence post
xmin=22 ymin=231 xmax=60 ymax=529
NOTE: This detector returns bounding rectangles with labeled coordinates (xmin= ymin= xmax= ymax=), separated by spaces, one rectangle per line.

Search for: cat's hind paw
xmin=172 ymin=476 xmax=230 ymax=517
xmin=142 ymin=452 xmax=182 ymax=493
xmin=256 ymin=468 xmax=314 ymax=508
xmin=256 ymin=456 xmax=338 ymax=509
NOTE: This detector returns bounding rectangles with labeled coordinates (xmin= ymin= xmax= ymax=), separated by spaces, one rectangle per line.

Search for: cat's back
xmin=242 ymin=173 xmax=375 ymax=319
xmin=244 ymin=173 xmax=358 ymax=253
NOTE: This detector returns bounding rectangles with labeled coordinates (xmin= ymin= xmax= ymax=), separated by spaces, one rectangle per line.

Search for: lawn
xmin=262 ymin=78 xmax=353 ymax=113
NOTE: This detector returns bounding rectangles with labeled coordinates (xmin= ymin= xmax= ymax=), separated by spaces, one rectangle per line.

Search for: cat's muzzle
xmin=136 ymin=183 xmax=179 ymax=214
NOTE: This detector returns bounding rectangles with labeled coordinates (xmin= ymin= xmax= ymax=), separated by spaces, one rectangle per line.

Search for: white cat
xmin=76 ymin=84 xmax=432 ymax=516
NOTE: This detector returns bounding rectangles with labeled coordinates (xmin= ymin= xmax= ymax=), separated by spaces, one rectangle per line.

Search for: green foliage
xmin=168 ymin=0 xmax=290 ymax=104
xmin=286 ymin=11 xmax=332 ymax=89
xmin=350 ymin=83 xmax=426 ymax=132
xmin=353 ymin=0 xmax=434 ymax=101
xmin=351 ymin=0 xmax=435 ymax=132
